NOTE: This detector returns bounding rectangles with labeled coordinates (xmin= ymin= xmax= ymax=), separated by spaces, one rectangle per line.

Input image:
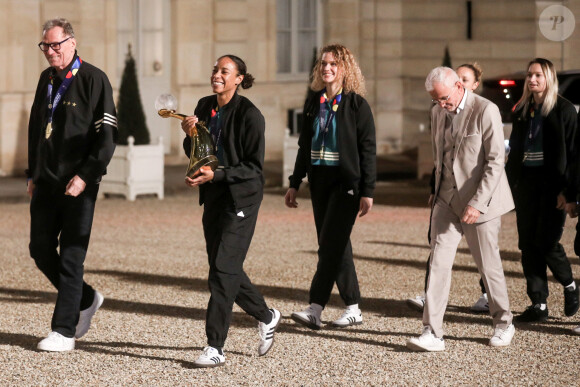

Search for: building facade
xmin=1 ymin=0 xmax=578 ymax=177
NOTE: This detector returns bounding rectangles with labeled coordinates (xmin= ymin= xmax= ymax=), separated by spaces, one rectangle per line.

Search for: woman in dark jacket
xmin=505 ymin=57 xmax=579 ymax=323
xmin=181 ymin=55 xmax=280 ymax=367
xmin=285 ymin=44 xmax=376 ymax=329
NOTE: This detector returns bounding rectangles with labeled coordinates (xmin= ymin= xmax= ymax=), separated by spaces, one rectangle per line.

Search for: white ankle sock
xmin=309 ymin=303 xmax=323 ymax=314
xmin=346 ymin=304 xmax=359 ymax=312
xmin=566 ymin=281 xmax=577 ymax=290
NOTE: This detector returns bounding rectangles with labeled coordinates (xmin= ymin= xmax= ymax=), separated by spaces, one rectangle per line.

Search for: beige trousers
xmin=423 ymin=198 xmax=513 ymax=338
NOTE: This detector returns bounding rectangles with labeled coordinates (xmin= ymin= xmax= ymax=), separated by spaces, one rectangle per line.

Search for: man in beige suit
xmin=407 ymin=67 xmax=515 ymax=352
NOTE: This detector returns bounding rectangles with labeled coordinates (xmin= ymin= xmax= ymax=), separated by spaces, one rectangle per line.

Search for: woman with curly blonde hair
xmin=285 ymin=44 xmax=376 ymax=329
xmin=309 ymin=44 xmax=366 ymax=96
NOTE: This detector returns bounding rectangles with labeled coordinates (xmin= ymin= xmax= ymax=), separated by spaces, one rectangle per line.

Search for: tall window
xmin=277 ymin=0 xmax=320 ymax=76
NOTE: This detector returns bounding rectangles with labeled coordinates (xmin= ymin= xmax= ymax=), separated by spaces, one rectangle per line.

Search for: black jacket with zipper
xmin=506 ymin=95 xmax=578 ymax=201
xmin=289 ymin=91 xmax=376 ymax=198
xmin=27 ymin=53 xmax=117 ymax=187
xmin=183 ymin=93 xmax=265 ymax=209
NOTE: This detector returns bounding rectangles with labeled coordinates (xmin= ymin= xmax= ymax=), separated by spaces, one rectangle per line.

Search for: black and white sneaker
xmin=332 ymin=308 xmax=363 ymax=327
xmin=193 ymin=346 xmax=225 ymax=368
xmin=258 ymin=308 xmax=281 ymax=356
xmin=291 ymin=306 xmax=321 ymax=330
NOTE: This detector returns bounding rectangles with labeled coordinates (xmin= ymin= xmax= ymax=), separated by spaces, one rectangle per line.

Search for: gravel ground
xmin=1 ymin=190 xmax=580 ymax=386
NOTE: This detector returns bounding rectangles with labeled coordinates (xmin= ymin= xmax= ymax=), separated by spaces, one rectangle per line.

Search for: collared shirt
xmin=454 ymin=87 xmax=467 ymax=115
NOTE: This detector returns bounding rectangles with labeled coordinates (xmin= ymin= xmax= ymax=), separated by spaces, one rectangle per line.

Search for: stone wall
xmin=1 ymin=0 xmax=579 ymax=176
xmin=0 ymin=0 xmax=117 ymax=176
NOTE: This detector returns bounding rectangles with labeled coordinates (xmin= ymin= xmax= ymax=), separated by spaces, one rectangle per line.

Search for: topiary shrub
xmin=116 ymin=44 xmax=150 ymax=145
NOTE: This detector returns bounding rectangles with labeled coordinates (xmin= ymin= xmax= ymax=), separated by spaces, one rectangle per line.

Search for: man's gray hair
xmin=42 ymin=18 xmax=75 ymax=38
xmin=425 ymin=66 xmax=459 ymax=92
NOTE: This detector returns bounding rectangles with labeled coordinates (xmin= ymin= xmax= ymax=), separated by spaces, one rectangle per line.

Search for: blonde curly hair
xmin=310 ymin=44 xmax=366 ymax=96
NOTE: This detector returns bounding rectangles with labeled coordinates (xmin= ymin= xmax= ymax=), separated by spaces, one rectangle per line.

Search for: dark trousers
xmin=514 ymin=167 xmax=574 ymax=304
xmin=574 ymin=219 xmax=580 ymax=257
xmin=308 ymin=166 xmax=361 ymax=308
xmin=29 ymin=183 xmax=98 ymax=338
xmin=202 ymin=184 xmax=271 ymax=348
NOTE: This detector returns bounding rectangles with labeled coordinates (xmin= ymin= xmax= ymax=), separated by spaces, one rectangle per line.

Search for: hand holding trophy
xmin=155 ymin=94 xmax=219 ymax=178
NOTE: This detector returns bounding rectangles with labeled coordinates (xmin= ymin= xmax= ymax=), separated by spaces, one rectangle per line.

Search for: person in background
xmin=407 ymin=66 xmax=514 ymax=352
xmin=182 ymin=55 xmax=280 ymax=368
xmin=27 ymin=18 xmax=116 ymax=352
xmin=506 ymin=58 xmax=579 ymax=323
xmin=407 ymin=63 xmax=490 ymax=314
xmin=572 ymin=108 xmax=580 ymax=335
xmin=285 ymin=44 xmax=376 ymax=330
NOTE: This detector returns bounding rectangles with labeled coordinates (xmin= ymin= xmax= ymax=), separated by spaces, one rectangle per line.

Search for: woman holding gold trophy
xmin=180 ymin=55 xmax=280 ymax=368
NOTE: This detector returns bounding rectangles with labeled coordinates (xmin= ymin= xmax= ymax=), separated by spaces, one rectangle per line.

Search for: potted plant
xmin=100 ymin=45 xmax=164 ymax=200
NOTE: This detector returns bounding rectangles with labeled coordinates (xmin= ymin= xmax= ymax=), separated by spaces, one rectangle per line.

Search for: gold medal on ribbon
xmin=45 ymin=122 xmax=52 ymax=139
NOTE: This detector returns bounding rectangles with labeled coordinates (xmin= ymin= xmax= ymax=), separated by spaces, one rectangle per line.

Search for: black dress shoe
xmin=515 ymin=304 xmax=548 ymax=323
xmin=564 ymin=286 xmax=580 ymax=317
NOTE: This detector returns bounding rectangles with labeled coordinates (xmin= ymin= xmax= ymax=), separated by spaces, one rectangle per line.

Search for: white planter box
xmin=100 ymin=136 xmax=164 ymax=201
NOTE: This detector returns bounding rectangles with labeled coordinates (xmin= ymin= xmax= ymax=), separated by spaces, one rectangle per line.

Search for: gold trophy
xmin=155 ymin=94 xmax=219 ymax=178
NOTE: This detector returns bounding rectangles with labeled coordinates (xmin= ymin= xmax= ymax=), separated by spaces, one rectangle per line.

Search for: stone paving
xmin=1 ymin=177 xmax=579 ymax=385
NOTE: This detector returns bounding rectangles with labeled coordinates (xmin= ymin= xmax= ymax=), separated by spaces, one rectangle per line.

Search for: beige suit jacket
xmin=431 ymin=91 xmax=514 ymax=223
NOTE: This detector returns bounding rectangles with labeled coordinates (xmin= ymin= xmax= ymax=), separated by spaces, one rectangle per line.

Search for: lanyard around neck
xmin=45 ymin=56 xmax=82 ymax=139
xmin=318 ymin=88 xmax=342 ymax=148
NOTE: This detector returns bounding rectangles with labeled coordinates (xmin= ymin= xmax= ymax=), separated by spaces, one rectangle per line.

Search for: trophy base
xmin=186 ymin=155 xmax=219 ymax=178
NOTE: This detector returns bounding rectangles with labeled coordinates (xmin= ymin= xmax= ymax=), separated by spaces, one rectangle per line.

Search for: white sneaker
xmin=406 ymin=327 xmax=445 ymax=352
xmin=489 ymin=324 xmax=515 ymax=347
xmin=75 ymin=291 xmax=104 ymax=339
xmin=258 ymin=309 xmax=281 ymax=356
xmin=470 ymin=293 xmax=489 ymax=313
xmin=193 ymin=346 xmax=225 ymax=368
xmin=291 ymin=306 xmax=321 ymax=330
xmin=332 ymin=308 xmax=363 ymax=327
xmin=572 ymin=325 xmax=580 ymax=335
xmin=406 ymin=294 xmax=425 ymax=312
xmin=37 ymin=332 xmax=75 ymax=352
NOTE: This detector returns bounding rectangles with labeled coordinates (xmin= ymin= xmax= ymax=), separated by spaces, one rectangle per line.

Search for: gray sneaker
xmin=470 ymin=293 xmax=489 ymax=313
xmin=75 ymin=291 xmax=104 ymax=339
xmin=406 ymin=294 xmax=425 ymax=312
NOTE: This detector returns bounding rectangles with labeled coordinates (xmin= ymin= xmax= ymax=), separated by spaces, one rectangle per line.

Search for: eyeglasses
xmin=431 ymin=85 xmax=458 ymax=105
xmin=38 ymin=37 xmax=72 ymax=52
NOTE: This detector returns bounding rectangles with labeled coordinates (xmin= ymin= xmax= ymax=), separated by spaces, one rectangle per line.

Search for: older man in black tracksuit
xmin=27 ymin=18 xmax=116 ymax=352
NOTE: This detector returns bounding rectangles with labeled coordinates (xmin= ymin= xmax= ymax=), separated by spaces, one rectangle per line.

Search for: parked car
xmin=481 ymin=70 xmax=580 ymax=140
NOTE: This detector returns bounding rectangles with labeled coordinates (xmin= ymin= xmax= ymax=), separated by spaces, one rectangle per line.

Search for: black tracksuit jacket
xmin=27 ymin=53 xmax=117 ymax=187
